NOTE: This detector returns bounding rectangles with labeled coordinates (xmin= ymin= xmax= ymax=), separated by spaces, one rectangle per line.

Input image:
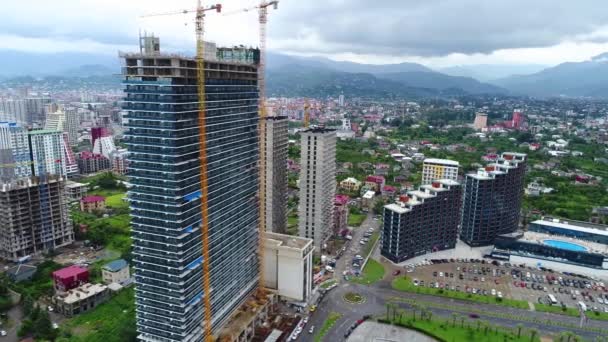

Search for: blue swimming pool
xmin=543 ymin=239 xmax=588 ymax=252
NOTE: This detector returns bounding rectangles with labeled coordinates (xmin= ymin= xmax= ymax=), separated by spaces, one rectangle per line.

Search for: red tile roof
xmin=81 ymin=195 xmax=105 ymax=203
xmin=52 ymin=265 xmax=87 ymax=279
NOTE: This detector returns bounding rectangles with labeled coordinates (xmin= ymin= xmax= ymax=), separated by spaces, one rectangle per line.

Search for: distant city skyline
xmin=1 ymin=0 xmax=608 ymax=68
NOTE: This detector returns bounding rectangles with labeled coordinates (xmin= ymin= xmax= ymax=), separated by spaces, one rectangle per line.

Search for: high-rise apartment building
xmin=26 ymin=97 xmax=52 ymax=125
xmin=422 ymin=158 xmax=459 ymax=185
xmin=338 ymin=94 xmax=345 ymax=107
xmin=262 ymin=116 xmax=288 ymax=233
xmin=460 ymin=152 xmax=527 ymax=246
xmin=0 ymin=176 xmax=74 ymax=261
xmin=298 ymin=128 xmax=336 ymax=253
xmin=28 ymin=130 xmax=67 ymax=177
xmin=121 ymin=40 xmax=260 ymax=341
xmin=64 ymin=107 xmax=80 ymax=146
xmin=0 ymin=122 xmax=32 ymax=181
xmin=381 ymin=179 xmax=462 ymax=263
xmin=0 ymin=99 xmax=28 ymax=125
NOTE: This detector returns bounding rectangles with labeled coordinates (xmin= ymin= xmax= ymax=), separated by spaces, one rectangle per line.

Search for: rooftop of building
xmin=103 ymin=259 xmax=128 ymax=272
xmin=335 ymin=194 xmax=349 ymax=205
xmin=265 ymin=232 xmax=313 ymax=250
xmin=531 ymin=218 xmax=608 ymax=237
xmin=65 ymin=181 xmax=87 ymax=189
xmin=28 ymin=129 xmax=61 ymax=135
xmin=58 ymin=283 xmax=107 ymax=305
xmin=512 ymin=231 xmax=608 ymax=256
xmin=300 ymin=127 xmax=336 ymax=134
xmin=81 ymin=195 xmax=105 ymax=203
xmin=264 ymin=115 xmax=288 ymax=121
xmin=52 ymin=265 xmax=88 ymax=279
xmin=362 ymin=190 xmax=375 ymax=199
xmin=423 ymin=158 xmax=460 ymax=166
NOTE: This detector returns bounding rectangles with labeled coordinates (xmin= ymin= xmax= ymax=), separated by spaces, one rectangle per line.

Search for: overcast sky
xmin=3 ymin=0 xmax=608 ymax=68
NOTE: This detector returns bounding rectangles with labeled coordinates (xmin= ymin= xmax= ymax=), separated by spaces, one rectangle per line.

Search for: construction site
xmin=0 ymin=175 xmax=74 ymax=261
xmin=120 ymin=1 xmax=313 ymax=341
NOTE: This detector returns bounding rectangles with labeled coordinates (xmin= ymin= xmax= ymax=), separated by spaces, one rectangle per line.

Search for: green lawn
xmin=379 ymin=317 xmax=540 ymax=342
xmin=347 ymin=213 xmax=366 ymax=227
xmin=286 ymin=215 xmax=298 ymax=235
xmin=586 ymin=310 xmax=608 ymax=321
xmin=314 ymin=312 xmax=342 ymax=342
xmin=392 ymin=276 xmax=529 ymax=310
xmin=320 ymin=280 xmax=336 ymax=289
xmin=360 ymin=231 xmax=380 ymax=259
xmin=12 ymin=260 xmax=62 ymax=299
xmin=350 ymin=259 xmax=385 ymax=285
xmin=87 ymin=189 xmax=125 ymax=199
xmin=61 ymin=288 xmax=136 ymax=342
xmin=105 ymin=193 xmax=127 ymax=209
xmin=535 ymin=303 xmax=579 ymax=317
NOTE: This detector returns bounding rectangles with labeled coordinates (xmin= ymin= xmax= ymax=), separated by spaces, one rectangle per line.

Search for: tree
xmin=32 ymin=309 xmax=55 ymax=341
xmin=22 ymin=295 xmax=34 ymax=317
xmin=516 ymin=324 xmax=524 ymax=338
xmin=529 ymin=328 xmax=538 ymax=342
xmin=451 ymin=313 xmax=458 ymax=327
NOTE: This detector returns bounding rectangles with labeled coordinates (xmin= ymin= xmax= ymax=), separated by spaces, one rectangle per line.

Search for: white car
xmin=52 ymin=323 xmax=59 ymax=329
xmin=309 ymin=326 xmax=315 ymax=334
xmin=497 ymin=292 xmax=503 ymax=298
xmin=491 ymin=289 xmax=496 ymax=296
xmin=0 ymin=331 xmax=6 ymax=337
xmin=439 ymin=272 xmax=444 ymax=277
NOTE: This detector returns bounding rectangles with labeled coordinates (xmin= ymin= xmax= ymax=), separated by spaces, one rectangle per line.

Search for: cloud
xmin=1 ymin=0 xmax=608 ymax=66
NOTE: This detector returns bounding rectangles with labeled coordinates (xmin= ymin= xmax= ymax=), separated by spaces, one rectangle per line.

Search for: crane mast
xmin=140 ymin=3 xmax=221 ymax=341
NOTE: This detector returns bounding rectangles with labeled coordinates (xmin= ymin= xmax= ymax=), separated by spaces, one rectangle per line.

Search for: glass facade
xmin=460 ymin=153 xmax=526 ymax=247
xmin=122 ymin=55 xmax=259 ymax=342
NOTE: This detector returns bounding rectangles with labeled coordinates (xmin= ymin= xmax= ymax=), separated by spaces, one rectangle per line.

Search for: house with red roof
xmin=52 ymin=265 xmax=89 ymax=293
xmin=80 ymin=195 xmax=106 ymax=213
xmin=365 ymin=175 xmax=386 ymax=193
xmin=382 ymin=185 xmax=397 ymax=198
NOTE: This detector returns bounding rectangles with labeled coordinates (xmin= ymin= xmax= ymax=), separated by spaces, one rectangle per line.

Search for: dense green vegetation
xmin=18 ymin=298 xmax=57 ymax=341
xmin=58 ymin=288 xmax=136 ymax=342
xmin=392 ymin=276 xmax=529 ymax=310
xmin=13 ymin=260 xmax=63 ymax=299
xmin=347 ymin=212 xmax=366 ymax=227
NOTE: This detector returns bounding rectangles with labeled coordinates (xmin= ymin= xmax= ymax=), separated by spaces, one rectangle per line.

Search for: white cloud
xmin=1 ymin=0 xmax=608 ymax=68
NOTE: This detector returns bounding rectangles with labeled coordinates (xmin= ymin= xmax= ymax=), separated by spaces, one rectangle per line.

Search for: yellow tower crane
xmin=140 ymin=2 xmax=222 ymax=341
xmin=224 ymin=1 xmax=279 ymax=300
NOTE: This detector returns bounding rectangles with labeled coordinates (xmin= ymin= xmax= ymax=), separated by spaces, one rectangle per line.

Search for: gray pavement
xmin=299 ymin=238 xmax=608 ymax=342
xmin=346 ymin=321 xmax=438 ymax=342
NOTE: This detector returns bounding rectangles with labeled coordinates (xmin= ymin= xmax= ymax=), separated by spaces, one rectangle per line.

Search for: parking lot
xmin=402 ymin=258 xmax=608 ymax=314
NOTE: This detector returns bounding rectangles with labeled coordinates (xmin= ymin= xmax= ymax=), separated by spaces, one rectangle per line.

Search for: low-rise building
xmin=362 ymin=190 xmax=376 ymax=210
xmin=365 ymin=175 xmax=385 ymax=193
xmin=262 ymin=232 xmax=314 ymax=302
xmin=102 ymin=259 xmax=130 ymax=285
xmin=65 ymin=181 xmax=88 ymax=203
xmin=80 ymin=195 xmax=106 ymax=213
xmin=6 ymin=264 xmax=37 ymax=283
xmin=53 ymin=283 xmax=110 ymax=317
xmin=339 ymin=177 xmax=362 ymax=192
xmin=52 ymin=265 xmax=89 ymax=293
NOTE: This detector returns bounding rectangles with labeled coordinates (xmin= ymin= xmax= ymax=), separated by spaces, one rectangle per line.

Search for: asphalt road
xmin=300 ymin=251 xmax=608 ymax=342
xmin=334 ymin=214 xmax=380 ymax=279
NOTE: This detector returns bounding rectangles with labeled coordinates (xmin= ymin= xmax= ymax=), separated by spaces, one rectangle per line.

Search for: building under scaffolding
xmin=0 ymin=175 xmax=74 ymax=261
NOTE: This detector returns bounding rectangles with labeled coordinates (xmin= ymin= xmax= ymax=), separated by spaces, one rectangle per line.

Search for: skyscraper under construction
xmin=121 ymin=38 xmax=260 ymax=341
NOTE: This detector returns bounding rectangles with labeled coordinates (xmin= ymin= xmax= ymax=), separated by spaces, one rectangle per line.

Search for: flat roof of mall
xmin=532 ymin=219 xmax=608 ymax=237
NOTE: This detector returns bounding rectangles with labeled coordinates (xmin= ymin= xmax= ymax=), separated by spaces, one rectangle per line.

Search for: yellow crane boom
xmin=140 ymin=2 xmax=221 ymax=341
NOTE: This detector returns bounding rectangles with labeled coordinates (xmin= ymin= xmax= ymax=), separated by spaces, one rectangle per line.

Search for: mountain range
xmin=492 ymin=53 xmax=608 ymax=98
xmin=0 ymin=49 xmax=606 ymax=99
